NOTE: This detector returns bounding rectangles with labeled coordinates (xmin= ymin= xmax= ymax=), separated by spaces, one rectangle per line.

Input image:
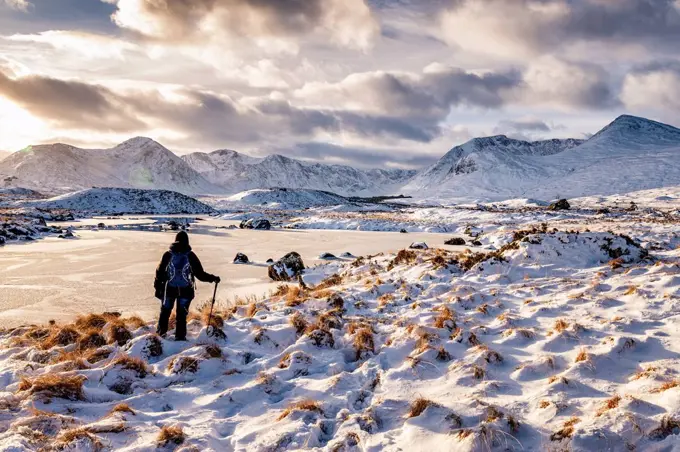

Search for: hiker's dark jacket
xmin=154 ymin=241 xmax=218 ymax=300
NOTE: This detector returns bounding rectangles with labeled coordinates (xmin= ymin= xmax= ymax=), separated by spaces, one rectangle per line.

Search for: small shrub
xmin=551 ymin=417 xmax=580 ymax=441
xmin=315 ymin=274 xmax=343 ymax=291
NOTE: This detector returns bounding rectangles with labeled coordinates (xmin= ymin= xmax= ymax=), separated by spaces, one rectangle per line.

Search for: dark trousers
xmin=157 ymin=296 xmax=192 ymax=340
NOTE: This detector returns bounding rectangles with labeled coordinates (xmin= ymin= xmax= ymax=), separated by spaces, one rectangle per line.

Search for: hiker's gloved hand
xmin=214 ymin=276 xmax=221 ymax=284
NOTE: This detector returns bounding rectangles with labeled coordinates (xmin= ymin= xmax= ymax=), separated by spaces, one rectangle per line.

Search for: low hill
xmin=26 ymin=188 xmax=214 ymax=215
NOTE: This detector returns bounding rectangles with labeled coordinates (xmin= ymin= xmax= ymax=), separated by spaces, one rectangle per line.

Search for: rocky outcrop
xmin=268 ymin=252 xmax=305 ymax=281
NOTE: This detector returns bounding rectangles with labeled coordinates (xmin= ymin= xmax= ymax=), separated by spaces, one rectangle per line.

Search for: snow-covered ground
xmin=1 ymin=213 xmax=680 ymax=451
xmin=2 ymin=192 xmax=680 ymax=450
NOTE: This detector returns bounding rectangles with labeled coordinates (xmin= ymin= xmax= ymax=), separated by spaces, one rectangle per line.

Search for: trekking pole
xmin=206 ymin=281 xmax=219 ymax=337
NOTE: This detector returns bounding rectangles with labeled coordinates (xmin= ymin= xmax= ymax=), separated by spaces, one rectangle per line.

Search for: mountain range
xmin=402 ymin=115 xmax=680 ymax=201
xmin=1 ymin=115 xmax=680 ymax=202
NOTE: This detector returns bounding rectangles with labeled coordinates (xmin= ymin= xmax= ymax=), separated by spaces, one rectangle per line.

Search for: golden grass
xmin=105 ymin=320 xmax=132 ymax=346
xmin=18 ymin=374 xmax=86 ymax=401
xmin=203 ymin=344 xmax=223 ymax=359
xmin=77 ymin=330 xmax=107 ymax=351
xmin=651 ymin=380 xmax=680 ymax=393
xmin=289 ymin=312 xmax=308 ymax=336
xmin=57 ymin=428 xmax=104 ymax=451
xmin=550 ymin=417 xmax=580 ymax=441
xmin=575 ymin=348 xmax=590 ymax=363
xmin=285 ymin=287 xmax=308 ymax=307
xmin=277 ymin=399 xmax=323 ymax=421
xmin=157 ymin=425 xmax=185 ymax=447
xmin=40 ymin=326 xmax=81 ymax=350
xmin=595 ymin=395 xmax=621 ymax=417
xmin=407 ymin=398 xmax=436 ymax=418
xmin=314 ymin=274 xmax=343 ymax=291
xmin=74 ymin=314 xmax=108 ymax=330
xmin=353 ymin=328 xmax=375 ymax=360
xmin=112 ymin=355 xmax=149 ymax=378
xmin=553 ymin=319 xmax=569 ymax=333
xmin=538 ymin=400 xmax=550 ymax=409
xmin=109 ymin=402 xmax=136 ymax=416
xmin=433 ymin=306 xmax=455 ymax=330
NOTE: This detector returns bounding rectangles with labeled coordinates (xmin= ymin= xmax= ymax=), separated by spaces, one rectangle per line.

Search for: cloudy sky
xmin=0 ymin=0 xmax=679 ymax=168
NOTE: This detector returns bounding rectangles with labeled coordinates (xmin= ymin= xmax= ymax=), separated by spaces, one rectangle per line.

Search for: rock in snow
xmin=268 ymin=252 xmax=305 ymax=281
xmin=409 ymin=242 xmax=429 ymax=250
xmin=548 ymin=198 xmax=571 ymax=211
xmin=239 ymin=218 xmax=272 ymax=230
xmin=233 ymin=253 xmax=249 ymax=264
xmin=445 ymin=237 xmax=466 ymax=246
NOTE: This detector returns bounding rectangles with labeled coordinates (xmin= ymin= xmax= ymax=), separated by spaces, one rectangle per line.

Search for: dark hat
xmin=174 ymin=230 xmax=189 ymax=246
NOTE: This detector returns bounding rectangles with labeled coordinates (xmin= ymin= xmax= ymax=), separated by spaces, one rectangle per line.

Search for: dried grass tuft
xmin=18 ymin=374 xmax=86 ymax=401
xmin=157 ymin=425 xmax=185 ymax=447
xmin=407 ymin=398 xmax=437 ymax=418
xmin=277 ymin=399 xmax=323 ymax=421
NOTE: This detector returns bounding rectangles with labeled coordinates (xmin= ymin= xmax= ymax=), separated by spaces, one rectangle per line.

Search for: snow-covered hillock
xmin=25 ymin=188 xmax=214 ymax=215
xmin=2 ymin=226 xmax=679 ymax=451
xmin=224 ymin=188 xmax=351 ymax=209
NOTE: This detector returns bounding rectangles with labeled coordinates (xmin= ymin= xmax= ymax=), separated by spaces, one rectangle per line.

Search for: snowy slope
xmin=404 ymin=116 xmax=680 ymax=202
xmin=25 ymin=188 xmax=214 ymax=215
xmin=182 ymin=150 xmax=416 ymax=196
xmin=222 ymin=188 xmax=351 ymax=209
xmin=0 ymin=138 xmax=222 ymax=196
xmin=403 ymin=136 xmax=584 ymax=201
xmin=0 ymin=150 xmax=11 ymax=162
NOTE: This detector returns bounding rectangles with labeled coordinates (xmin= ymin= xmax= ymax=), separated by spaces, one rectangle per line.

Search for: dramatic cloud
xmin=621 ymin=61 xmax=680 ymax=111
xmin=440 ymin=0 xmax=680 ymax=59
xmin=0 ymin=68 xmax=145 ymax=131
xmin=518 ymin=57 xmax=618 ymax=110
xmin=4 ymin=0 xmax=30 ymax=11
xmin=106 ymin=0 xmax=379 ymax=50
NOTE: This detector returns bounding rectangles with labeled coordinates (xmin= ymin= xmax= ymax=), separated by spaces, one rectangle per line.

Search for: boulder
xmin=409 ymin=242 xmax=429 ymax=250
xmin=240 ymin=218 xmax=272 ymax=230
xmin=445 ymin=238 xmax=466 ymax=246
xmin=59 ymin=231 xmax=75 ymax=239
xmin=233 ymin=253 xmax=249 ymax=264
xmin=548 ymin=199 xmax=570 ymax=211
xmin=97 ymin=223 xmax=106 ymax=229
xmin=266 ymin=258 xmax=274 ymax=264
xmin=268 ymin=252 xmax=305 ymax=281
xmin=0 ymin=236 xmax=5 ymax=245
xmin=399 ymin=229 xmax=408 ymax=234
xmin=340 ymin=252 xmax=354 ymax=258
xmin=471 ymin=240 xmax=482 ymax=247
xmin=319 ymin=252 xmax=337 ymax=260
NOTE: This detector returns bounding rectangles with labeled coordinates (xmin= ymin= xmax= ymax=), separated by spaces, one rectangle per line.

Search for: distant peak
xmin=117 ymin=136 xmax=162 ymax=147
xmin=591 ymin=114 xmax=680 ymax=142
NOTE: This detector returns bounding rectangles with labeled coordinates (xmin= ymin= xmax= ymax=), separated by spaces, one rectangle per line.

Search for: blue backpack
xmin=167 ymin=252 xmax=193 ymax=288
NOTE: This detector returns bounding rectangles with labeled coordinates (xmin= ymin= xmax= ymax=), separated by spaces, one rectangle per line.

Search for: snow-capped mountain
xmin=406 ymin=136 xmax=584 ymax=192
xmin=182 ymin=150 xmax=416 ymax=197
xmin=404 ymin=115 xmax=680 ymax=202
xmin=0 ymin=138 xmax=221 ymax=195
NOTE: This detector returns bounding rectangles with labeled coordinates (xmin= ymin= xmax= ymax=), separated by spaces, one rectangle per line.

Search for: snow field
xmin=2 ymin=226 xmax=680 ymax=451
